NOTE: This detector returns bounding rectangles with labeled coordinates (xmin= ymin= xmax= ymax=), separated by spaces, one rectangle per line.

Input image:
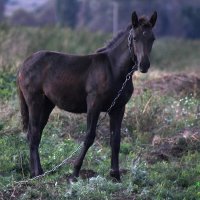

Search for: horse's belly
xmin=45 ymin=88 xmax=87 ymax=113
xmin=55 ymin=97 xmax=87 ymax=113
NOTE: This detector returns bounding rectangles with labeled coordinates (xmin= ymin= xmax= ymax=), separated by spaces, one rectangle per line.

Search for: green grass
xmin=0 ymin=86 xmax=199 ymax=199
xmin=0 ymin=73 xmax=16 ymax=100
xmin=133 ymin=156 xmax=200 ymax=200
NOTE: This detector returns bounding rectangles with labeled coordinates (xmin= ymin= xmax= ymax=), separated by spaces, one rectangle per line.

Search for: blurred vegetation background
xmin=0 ymin=25 xmax=200 ymax=73
xmin=0 ymin=0 xmax=200 ymax=38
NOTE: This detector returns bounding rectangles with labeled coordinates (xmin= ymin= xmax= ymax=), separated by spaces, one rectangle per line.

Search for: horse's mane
xmin=96 ymin=16 xmax=150 ymax=53
xmin=96 ymin=24 xmax=132 ymax=53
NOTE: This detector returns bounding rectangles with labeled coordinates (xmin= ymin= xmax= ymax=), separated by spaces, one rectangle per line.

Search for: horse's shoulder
xmin=93 ymin=52 xmax=109 ymax=64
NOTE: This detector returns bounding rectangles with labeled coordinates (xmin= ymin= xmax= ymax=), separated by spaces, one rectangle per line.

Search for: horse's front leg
xmin=72 ymin=94 xmax=100 ymax=179
xmin=109 ymin=106 xmax=125 ymax=181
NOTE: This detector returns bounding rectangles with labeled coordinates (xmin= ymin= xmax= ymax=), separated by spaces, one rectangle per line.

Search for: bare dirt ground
xmin=135 ymin=73 xmax=200 ymax=97
xmin=145 ymin=127 xmax=200 ymax=164
xmin=133 ymin=72 xmax=200 ymax=164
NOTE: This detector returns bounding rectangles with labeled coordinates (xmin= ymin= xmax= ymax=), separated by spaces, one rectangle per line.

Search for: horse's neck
xmin=107 ymin=32 xmax=133 ymax=80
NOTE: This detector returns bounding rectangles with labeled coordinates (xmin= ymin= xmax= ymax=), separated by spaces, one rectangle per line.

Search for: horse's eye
xmin=143 ymin=31 xmax=148 ymax=37
xmin=133 ymin=36 xmax=137 ymax=41
xmin=151 ymin=37 xmax=155 ymax=42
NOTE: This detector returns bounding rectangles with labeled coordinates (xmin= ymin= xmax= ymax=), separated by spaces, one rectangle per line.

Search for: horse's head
xmin=130 ymin=11 xmax=157 ymax=73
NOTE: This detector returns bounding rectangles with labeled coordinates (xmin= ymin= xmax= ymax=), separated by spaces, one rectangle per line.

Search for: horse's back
xmin=18 ymin=50 xmax=91 ymax=86
xmin=18 ymin=50 xmax=94 ymax=113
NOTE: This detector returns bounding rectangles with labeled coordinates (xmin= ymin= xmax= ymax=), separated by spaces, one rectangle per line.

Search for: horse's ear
xmin=132 ymin=11 xmax=139 ymax=29
xmin=149 ymin=11 xmax=157 ymax=28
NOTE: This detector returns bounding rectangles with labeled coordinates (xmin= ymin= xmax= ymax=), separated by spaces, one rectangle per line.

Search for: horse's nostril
xmin=139 ymin=68 xmax=148 ymax=73
xmin=139 ymin=57 xmax=150 ymax=73
xmin=140 ymin=57 xmax=150 ymax=67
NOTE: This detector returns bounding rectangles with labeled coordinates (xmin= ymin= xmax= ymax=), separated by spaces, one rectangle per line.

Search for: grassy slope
xmin=0 ymin=26 xmax=200 ymax=200
xmin=151 ymin=38 xmax=200 ymax=71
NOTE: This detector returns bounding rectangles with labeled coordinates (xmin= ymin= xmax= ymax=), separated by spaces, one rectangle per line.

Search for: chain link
xmin=11 ymin=143 xmax=83 ymax=185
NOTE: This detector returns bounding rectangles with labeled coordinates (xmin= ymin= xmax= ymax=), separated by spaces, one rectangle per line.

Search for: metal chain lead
xmin=97 ymin=63 xmax=137 ymax=127
xmin=107 ymin=64 xmax=137 ymax=114
xmin=128 ymin=28 xmax=133 ymax=52
xmin=11 ymin=143 xmax=83 ymax=185
xmin=98 ymin=28 xmax=137 ymax=126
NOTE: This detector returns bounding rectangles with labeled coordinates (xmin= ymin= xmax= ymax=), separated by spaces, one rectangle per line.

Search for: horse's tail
xmin=17 ymin=80 xmax=29 ymax=132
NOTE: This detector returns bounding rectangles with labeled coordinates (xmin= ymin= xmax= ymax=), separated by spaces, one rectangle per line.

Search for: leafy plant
xmin=0 ymin=73 xmax=16 ymax=100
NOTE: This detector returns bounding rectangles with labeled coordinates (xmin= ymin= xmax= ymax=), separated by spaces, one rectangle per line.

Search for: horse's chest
xmin=116 ymin=84 xmax=133 ymax=104
xmin=103 ymin=81 xmax=134 ymax=110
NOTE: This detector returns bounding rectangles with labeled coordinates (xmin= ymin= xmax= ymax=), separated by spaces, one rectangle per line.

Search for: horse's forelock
xmin=138 ymin=16 xmax=152 ymax=28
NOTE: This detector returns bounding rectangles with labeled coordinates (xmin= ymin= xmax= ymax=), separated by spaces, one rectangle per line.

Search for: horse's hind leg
xmin=109 ymin=106 xmax=125 ymax=181
xmin=39 ymin=96 xmax=55 ymax=132
xmin=27 ymin=95 xmax=54 ymax=177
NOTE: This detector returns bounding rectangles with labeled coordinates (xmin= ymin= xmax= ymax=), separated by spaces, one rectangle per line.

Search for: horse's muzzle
xmin=139 ymin=56 xmax=150 ymax=73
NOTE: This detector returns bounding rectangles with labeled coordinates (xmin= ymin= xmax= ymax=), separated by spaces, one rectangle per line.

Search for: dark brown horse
xmin=17 ymin=11 xmax=157 ymax=181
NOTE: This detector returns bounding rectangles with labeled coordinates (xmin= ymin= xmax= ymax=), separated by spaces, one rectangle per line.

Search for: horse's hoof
xmin=69 ymin=176 xmax=78 ymax=183
xmin=110 ymin=169 xmax=121 ymax=182
xmin=30 ymin=169 xmax=44 ymax=178
xmin=30 ymin=173 xmax=35 ymax=178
